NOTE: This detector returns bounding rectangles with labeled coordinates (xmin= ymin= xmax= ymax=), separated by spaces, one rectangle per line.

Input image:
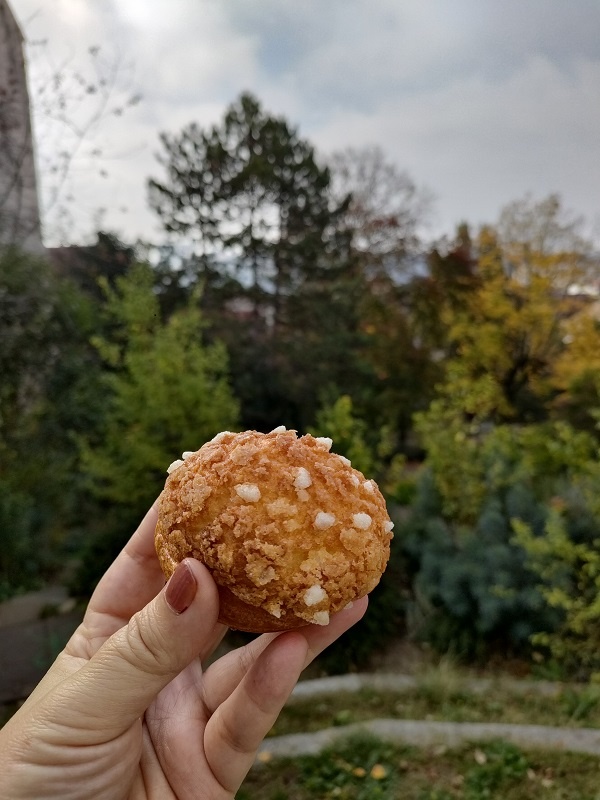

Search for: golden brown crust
xmin=216 ymin=584 xmax=306 ymax=632
xmin=155 ymin=429 xmax=393 ymax=632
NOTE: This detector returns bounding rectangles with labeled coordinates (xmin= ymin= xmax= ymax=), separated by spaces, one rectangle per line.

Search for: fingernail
xmin=165 ymin=560 xmax=197 ymax=614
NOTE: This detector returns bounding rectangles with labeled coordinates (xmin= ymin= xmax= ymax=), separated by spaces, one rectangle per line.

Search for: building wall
xmin=0 ymin=0 xmax=44 ymax=254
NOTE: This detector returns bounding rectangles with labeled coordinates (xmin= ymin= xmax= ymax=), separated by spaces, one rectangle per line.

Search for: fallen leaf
xmin=370 ymin=764 xmax=388 ymax=780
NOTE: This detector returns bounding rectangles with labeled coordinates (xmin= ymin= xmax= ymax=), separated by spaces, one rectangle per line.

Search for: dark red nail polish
xmin=165 ymin=560 xmax=197 ymax=614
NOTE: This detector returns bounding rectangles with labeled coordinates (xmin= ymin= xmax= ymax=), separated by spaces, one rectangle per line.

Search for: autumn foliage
xmin=2 ymin=94 xmax=600 ymax=676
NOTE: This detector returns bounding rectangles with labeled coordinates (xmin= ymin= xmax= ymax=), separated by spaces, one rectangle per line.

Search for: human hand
xmin=0 ymin=505 xmax=367 ymax=799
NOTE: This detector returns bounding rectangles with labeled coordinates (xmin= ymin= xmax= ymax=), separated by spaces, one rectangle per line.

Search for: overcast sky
xmin=10 ymin=0 xmax=600 ymax=247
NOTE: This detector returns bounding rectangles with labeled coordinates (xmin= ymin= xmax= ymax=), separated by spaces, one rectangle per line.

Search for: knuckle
xmin=119 ymin=608 xmax=174 ymax=676
xmin=217 ymin=711 xmax=255 ymax=757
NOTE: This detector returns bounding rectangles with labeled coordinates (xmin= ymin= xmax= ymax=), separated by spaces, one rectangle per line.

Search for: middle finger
xmin=200 ymin=598 xmax=368 ymax=714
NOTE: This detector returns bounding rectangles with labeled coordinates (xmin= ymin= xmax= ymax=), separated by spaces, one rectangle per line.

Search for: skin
xmin=0 ymin=504 xmax=367 ymax=799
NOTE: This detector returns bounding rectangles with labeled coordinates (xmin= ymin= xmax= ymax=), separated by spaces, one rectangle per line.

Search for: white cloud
xmin=8 ymin=0 xmax=600 ymax=246
xmin=314 ymin=55 xmax=600 ymax=236
xmin=112 ymin=1 xmax=260 ymax=108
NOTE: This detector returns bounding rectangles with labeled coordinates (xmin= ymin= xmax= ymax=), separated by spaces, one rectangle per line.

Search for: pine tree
xmin=148 ymin=92 xmax=364 ymax=430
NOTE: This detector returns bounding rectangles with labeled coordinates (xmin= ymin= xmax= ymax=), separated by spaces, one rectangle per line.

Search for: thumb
xmin=62 ymin=559 xmax=220 ymax=736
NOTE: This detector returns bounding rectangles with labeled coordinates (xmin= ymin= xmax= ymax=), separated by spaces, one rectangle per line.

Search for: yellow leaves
xmin=441 ymin=225 xmax=595 ymax=421
xmin=370 ymin=763 xmax=388 ymax=780
xmin=349 ymin=763 xmax=387 ymax=780
xmin=517 ymin=485 xmax=600 ymax=673
xmin=527 ymin=765 xmax=556 ymax=789
xmin=330 ymin=756 xmax=389 ymax=783
xmin=551 ymin=307 xmax=600 ymax=393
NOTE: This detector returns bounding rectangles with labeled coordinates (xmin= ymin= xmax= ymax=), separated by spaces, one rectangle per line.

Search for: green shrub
xmin=0 ymin=249 xmax=103 ymax=598
xmin=0 ymin=481 xmax=40 ymax=600
xmin=401 ymin=468 xmax=559 ymax=658
xmin=514 ymin=506 xmax=600 ymax=680
xmin=403 ymin=539 xmax=547 ymax=657
xmin=385 ymin=476 xmax=418 ymax=507
xmin=311 ymin=394 xmax=378 ymax=477
xmin=400 ymin=418 xmax=600 ymax=660
xmin=81 ymin=264 xmax=239 ymax=511
xmin=72 ymin=264 xmax=240 ymax=595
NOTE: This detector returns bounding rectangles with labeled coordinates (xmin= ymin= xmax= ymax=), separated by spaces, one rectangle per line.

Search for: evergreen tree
xmin=72 ymin=262 xmax=239 ymax=594
xmin=148 ymin=93 xmax=341 ymax=317
xmin=81 ymin=263 xmax=239 ymax=509
xmin=148 ymin=92 xmax=365 ymax=431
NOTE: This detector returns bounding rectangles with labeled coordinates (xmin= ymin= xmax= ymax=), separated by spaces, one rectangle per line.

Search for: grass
xmin=4 ymin=654 xmax=600 ymax=797
xmin=268 ymin=663 xmax=600 ymax=738
xmin=4 ymin=656 xmax=600 ymax=798
xmin=238 ymin=732 xmax=600 ymax=799
xmin=269 ymin=684 xmax=600 ymax=736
